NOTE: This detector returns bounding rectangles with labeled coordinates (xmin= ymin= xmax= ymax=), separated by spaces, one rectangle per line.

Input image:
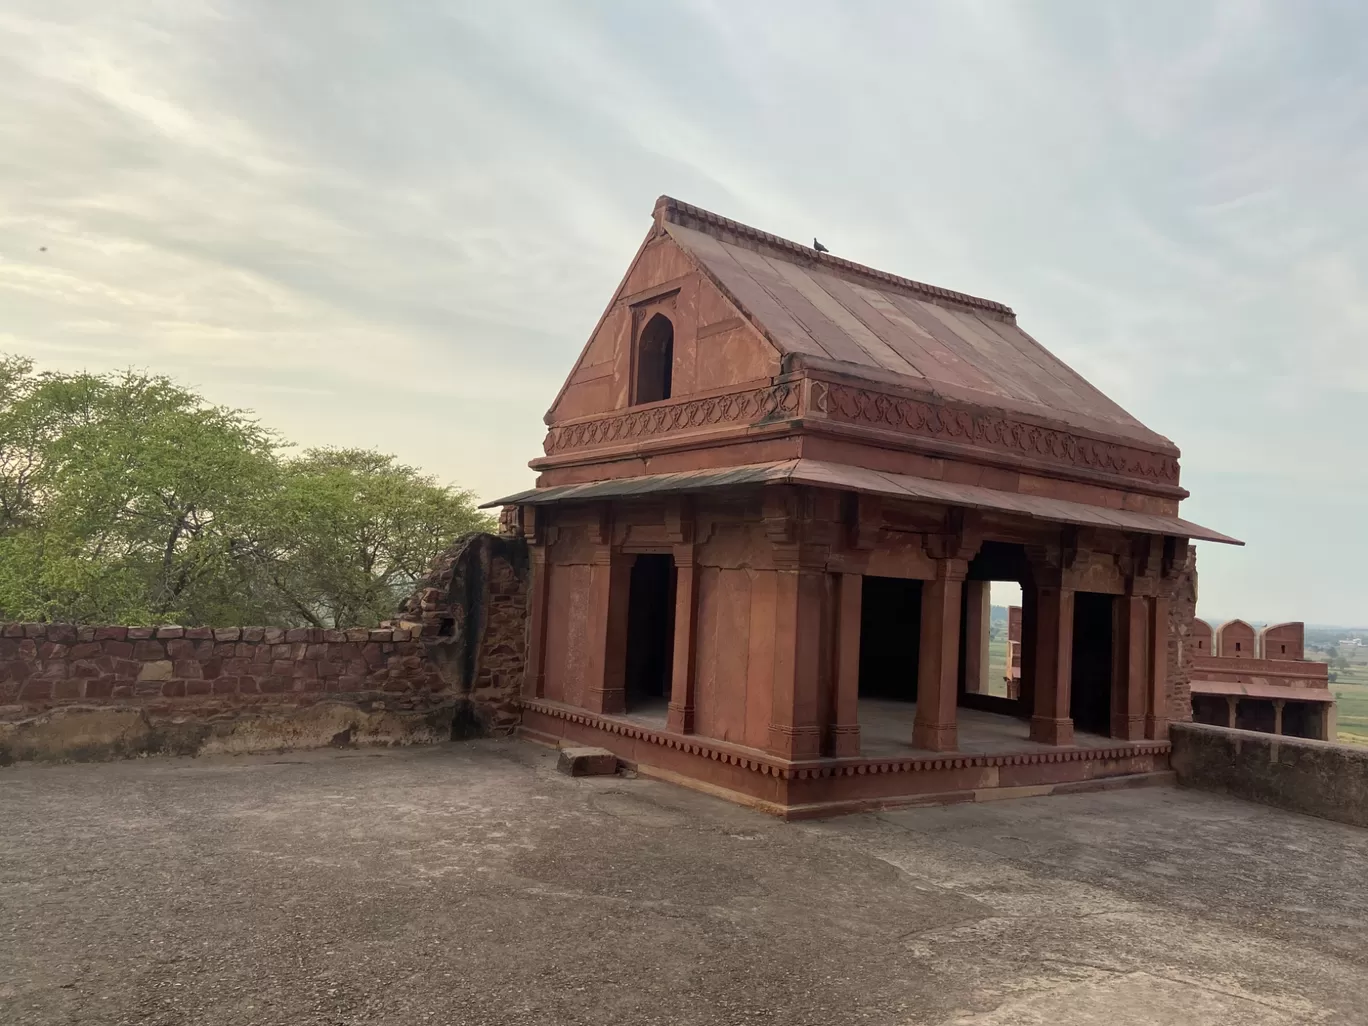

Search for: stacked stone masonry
xmin=0 ymin=532 xmax=531 ymax=763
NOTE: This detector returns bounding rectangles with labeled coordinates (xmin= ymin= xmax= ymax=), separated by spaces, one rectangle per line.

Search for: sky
xmin=2 ymin=1 xmax=1367 ymax=624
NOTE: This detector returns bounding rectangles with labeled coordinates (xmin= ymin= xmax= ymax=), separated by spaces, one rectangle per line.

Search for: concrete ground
xmin=2 ymin=741 xmax=1366 ymax=1026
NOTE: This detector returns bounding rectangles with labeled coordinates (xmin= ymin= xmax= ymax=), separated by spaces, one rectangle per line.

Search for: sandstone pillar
xmin=1225 ymin=695 xmax=1238 ymax=729
xmin=962 ymin=580 xmax=991 ymax=695
xmin=1113 ymin=594 xmax=1148 ymax=740
xmin=667 ymin=545 xmax=699 ymax=734
xmin=767 ymin=567 xmax=827 ymax=760
xmin=585 ymin=549 xmax=633 ymax=716
xmin=523 ymin=546 xmax=550 ymax=699
xmin=914 ymin=559 xmax=967 ymax=752
xmin=829 ymin=572 xmax=863 ymax=757
xmin=1273 ymin=698 xmax=1285 ymax=737
xmin=1145 ymin=595 xmax=1170 ymax=740
xmin=1029 ymin=579 xmax=1075 ymax=746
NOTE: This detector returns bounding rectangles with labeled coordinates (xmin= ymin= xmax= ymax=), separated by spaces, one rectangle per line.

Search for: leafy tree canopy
xmin=0 ymin=356 xmax=494 ymax=627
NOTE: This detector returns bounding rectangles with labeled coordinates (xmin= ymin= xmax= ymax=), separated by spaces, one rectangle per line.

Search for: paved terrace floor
xmin=3 ymin=742 xmax=1367 ymax=1026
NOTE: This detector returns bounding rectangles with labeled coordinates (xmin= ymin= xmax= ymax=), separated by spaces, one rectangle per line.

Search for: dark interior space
xmin=1191 ymin=694 xmax=1229 ymax=727
xmin=1235 ymin=699 xmax=1277 ymax=734
xmin=1069 ymin=591 xmax=1114 ymax=735
xmin=858 ymin=576 xmax=922 ymax=700
xmin=634 ymin=314 xmax=674 ymax=404
xmin=624 ymin=554 xmax=675 ymax=709
xmin=1282 ymin=701 xmax=1323 ymax=739
xmin=966 ymin=541 xmax=1030 ymax=583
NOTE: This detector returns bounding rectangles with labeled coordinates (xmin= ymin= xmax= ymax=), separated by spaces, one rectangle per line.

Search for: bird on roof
xmin=813 ymin=238 xmax=829 ymax=253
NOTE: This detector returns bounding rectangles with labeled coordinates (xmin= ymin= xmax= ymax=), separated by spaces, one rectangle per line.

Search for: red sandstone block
xmin=241 ymin=627 xmax=265 ymax=643
xmin=166 ymin=639 xmax=196 ymax=659
xmin=368 ymin=629 xmax=393 ymax=643
xmin=345 ymin=629 xmax=369 ymax=642
xmin=184 ymin=627 xmax=211 ymax=640
xmin=38 ymin=642 xmax=68 ymax=660
xmin=212 ymin=628 xmax=241 ymax=642
xmin=76 ymin=626 xmax=96 ymax=643
xmin=126 ymin=627 xmax=153 ymax=640
xmin=17 ymin=640 xmax=36 ymax=659
xmin=19 ymin=680 xmax=52 ymax=700
xmin=155 ymin=626 xmax=185 ymax=639
xmin=94 ymin=626 xmax=128 ymax=641
xmin=23 ymin=624 xmax=46 ymax=638
xmin=238 ymin=675 xmax=258 ymax=694
xmin=133 ymin=641 xmax=165 ymax=660
xmin=86 ymin=677 xmax=114 ymax=699
xmin=201 ymin=659 xmax=222 ymax=680
xmin=338 ymin=675 xmax=365 ymax=690
xmin=53 ymin=678 xmax=80 ymax=700
xmin=284 ymin=628 xmax=309 ymax=643
xmin=173 ymin=660 xmax=202 ymax=679
xmin=69 ymin=642 xmax=101 ymax=660
xmin=261 ymin=675 xmax=288 ymax=694
xmin=305 ymin=643 xmax=328 ymax=659
xmin=112 ymin=658 xmax=140 ymax=679
xmin=48 ymin=624 xmax=76 ymax=644
xmin=193 ymin=641 xmax=215 ymax=659
xmin=40 ymin=660 xmax=69 ymax=679
xmin=3 ymin=623 xmax=23 ymax=638
xmin=162 ymin=680 xmax=186 ymax=698
xmin=111 ymin=685 xmax=132 ymax=699
xmin=213 ymin=676 xmax=239 ymax=695
xmin=263 ymin=628 xmax=284 ymax=644
xmin=557 ymin=747 xmax=618 ymax=777
xmin=105 ymin=641 xmax=133 ymax=659
xmin=212 ymin=642 xmax=234 ymax=657
xmin=269 ymin=658 xmax=293 ymax=676
xmin=185 ymin=679 xmax=211 ymax=696
xmin=0 ymin=681 xmax=16 ymax=703
xmin=71 ymin=661 xmax=100 ymax=678
xmin=324 ymin=630 xmax=345 ymax=643
xmin=0 ymin=640 xmax=15 ymax=659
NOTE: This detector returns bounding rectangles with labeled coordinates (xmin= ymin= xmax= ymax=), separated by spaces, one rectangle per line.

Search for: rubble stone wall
xmin=1166 ymin=544 xmax=1199 ymax=725
xmin=1 ymin=533 xmax=531 ymax=764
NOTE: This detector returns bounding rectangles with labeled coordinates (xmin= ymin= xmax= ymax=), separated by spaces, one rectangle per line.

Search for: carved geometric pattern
xmin=546 ymin=382 xmax=800 ymax=455
xmin=814 ymin=382 xmax=1180 ymax=483
xmin=543 ymin=377 xmax=1179 ymax=488
xmin=521 ymin=698 xmax=1170 ymax=780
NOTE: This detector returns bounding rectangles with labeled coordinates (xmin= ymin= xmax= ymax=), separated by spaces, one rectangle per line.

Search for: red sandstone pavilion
xmin=488 ymin=196 xmax=1242 ymax=817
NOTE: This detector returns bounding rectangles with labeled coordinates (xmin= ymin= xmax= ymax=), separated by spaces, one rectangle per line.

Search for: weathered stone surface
xmin=557 ymin=746 xmax=618 ymax=777
xmin=1171 ymin=722 xmax=1368 ymax=828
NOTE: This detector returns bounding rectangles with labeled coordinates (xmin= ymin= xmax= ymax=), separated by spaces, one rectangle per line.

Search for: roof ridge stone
xmin=654 ymin=194 xmax=1015 ymax=319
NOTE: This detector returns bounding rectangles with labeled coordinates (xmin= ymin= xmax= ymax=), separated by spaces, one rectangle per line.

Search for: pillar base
xmin=588 ymin=687 xmax=625 ymax=716
xmin=829 ymin=724 xmax=861 ymax=758
xmin=767 ymin=724 xmax=822 ymax=760
xmin=1144 ymin=715 xmax=1168 ymax=741
xmin=1030 ymin=715 xmax=1074 ymax=746
xmin=1110 ymin=714 xmax=1146 ymax=741
xmin=912 ymin=721 xmax=957 ymax=752
xmin=666 ymin=702 xmax=694 ymax=734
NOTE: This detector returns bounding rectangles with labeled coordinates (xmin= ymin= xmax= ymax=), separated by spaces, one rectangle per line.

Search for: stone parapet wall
xmin=1 ymin=533 xmax=531 ymax=764
xmin=1189 ymin=655 xmax=1329 ymax=690
xmin=1171 ymin=722 xmax=1368 ymax=828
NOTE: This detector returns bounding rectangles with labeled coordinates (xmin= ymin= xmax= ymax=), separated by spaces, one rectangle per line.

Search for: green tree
xmin=256 ymin=448 xmax=494 ymax=628
xmin=0 ymin=356 xmax=493 ymax=627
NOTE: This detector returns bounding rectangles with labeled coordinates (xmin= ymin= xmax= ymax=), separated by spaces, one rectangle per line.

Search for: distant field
xmin=1334 ymin=682 xmax=1368 ymax=742
xmin=986 ymin=636 xmax=1009 ymax=698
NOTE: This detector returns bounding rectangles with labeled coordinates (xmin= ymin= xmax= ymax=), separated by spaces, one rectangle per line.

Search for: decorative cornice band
xmin=541 ymin=378 xmax=1180 ymax=492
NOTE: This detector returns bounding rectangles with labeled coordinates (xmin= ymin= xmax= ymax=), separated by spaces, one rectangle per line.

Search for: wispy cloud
xmin=1 ymin=0 xmax=1366 ymax=621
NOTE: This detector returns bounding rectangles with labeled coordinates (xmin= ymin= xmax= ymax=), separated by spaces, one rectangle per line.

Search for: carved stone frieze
xmin=545 ymin=382 xmax=800 ymax=455
xmin=810 ymin=381 xmax=1180 ymax=484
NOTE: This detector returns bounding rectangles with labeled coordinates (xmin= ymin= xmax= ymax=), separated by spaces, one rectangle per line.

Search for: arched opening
xmin=634 ymin=314 xmax=674 ymax=405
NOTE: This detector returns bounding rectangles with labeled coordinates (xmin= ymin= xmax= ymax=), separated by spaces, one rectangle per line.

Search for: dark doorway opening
xmin=1070 ymin=591 xmax=1114 ymax=735
xmin=1190 ymin=694 xmax=1228 ymax=727
xmin=1282 ymin=701 xmax=1322 ymax=739
xmin=959 ymin=542 xmax=1028 ymax=717
xmin=858 ymin=576 xmax=922 ymax=700
xmin=624 ymin=554 xmax=675 ymax=711
xmin=634 ymin=314 xmax=674 ymax=405
xmin=1235 ymin=700 xmax=1276 ymax=733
